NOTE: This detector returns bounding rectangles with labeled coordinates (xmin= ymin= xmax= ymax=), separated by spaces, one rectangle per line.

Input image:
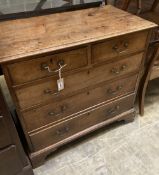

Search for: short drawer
xmin=7 ymin=47 xmax=88 ymax=85
xmin=30 ymin=94 xmax=135 ymax=151
xmin=92 ymin=31 xmax=148 ymax=63
xmin=23 ymin=75 xmax=137 ymax=132
xmin=15 ymin=53 xmax=143 ymax=109
xmin=0 ymin=116 xmax=12 ymax=149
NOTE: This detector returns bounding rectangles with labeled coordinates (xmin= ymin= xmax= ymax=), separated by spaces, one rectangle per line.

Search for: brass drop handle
xmin=48 ymin=112 xmax=55 ymax=116
xmin=107 ymin=105 xmax=120 ymax=115
xmin=112 ymin=42 xmax=129 ymax=53
xmin=41 ymin=63 xmax=55 ymax=72
xmin=57 ymin=60 xmax=65 ymax=66
xmin=44 ymin=89 xmax=53 ymax=94
xmin=112 ymin=45 xmax=118 ymax=51
xmin=121 ymin=64 xmax=127 ymax=71
xmin=44 ymin=89 xmax=60 ymax=96
xmin=48 ymin=105 xmax=67 ymax=117
xmin=41 ymin=60 xmax=67 ymax=73
xmin=56 ymin=126 xmax=69 ymax=135
xmin=107 ymin=85 xmax=123 ymax=95
xmin=111 ymin=68 xmax=120 ymax=74
xmin=61 ymin=105 xmax=67 ymax=111
xmin=49 ymin=111 xmax=61 ymax=117
xmin=111 ymin=64 xmax=127 ymax=75
xmin=124 ymin=42 xmax=129 ymax=48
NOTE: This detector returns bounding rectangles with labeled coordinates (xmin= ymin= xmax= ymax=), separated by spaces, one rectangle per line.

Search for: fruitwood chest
xmin=0 ymin=5 xmax=157 ymax=167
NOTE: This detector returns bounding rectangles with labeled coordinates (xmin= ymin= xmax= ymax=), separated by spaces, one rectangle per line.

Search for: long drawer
xmin=23 ymin=75 xmax=138 ymax=132
xmin=7 ymin=47 xmax=88 ymax=85
xmin=92 ymin=31 xmax=148 ymax=63
xmin=30 ymin=94 xmax=134 ymax=151
xmin=15 ymin=53 xmax=143 ymax=109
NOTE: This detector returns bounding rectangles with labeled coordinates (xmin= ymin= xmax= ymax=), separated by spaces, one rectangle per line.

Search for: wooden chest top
xmin=0 ymin=5 xmax=157 ymax=63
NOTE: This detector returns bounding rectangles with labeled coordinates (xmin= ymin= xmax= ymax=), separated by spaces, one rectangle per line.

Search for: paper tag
xmin=57 ymin=78 xmax=64 ymax=91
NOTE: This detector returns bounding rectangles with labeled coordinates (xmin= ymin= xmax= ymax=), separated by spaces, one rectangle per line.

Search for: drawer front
xmin=0 ymin=116 xmax=12 ymax=149
xmin=92 ymin=31 xmax=148 ymax=63
xmin=23 ymin=75 xmax=138 ymax=132
xmin=15 ymin=53 xmax=143 ymax=109
xmin=30 ymin=94 xmax=134 ymax=151
xmin=7 ymin=47 xmax=88 ymax=85
xmin=0 ymin=145 xmax=23 ymax=175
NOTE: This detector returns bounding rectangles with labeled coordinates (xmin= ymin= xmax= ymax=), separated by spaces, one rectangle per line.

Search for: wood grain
xmin=30 ymin=94 xmax=134 ymax=151
xmin=92 ymin=30 xmax=148 ymax=63
xmin=0 ymin=5 xmax=157 ymax=63
xmin=7 ymin=47 xmax=88 ymax=85
xmin=0 ymin=6 xmax=156 ymax=167
xmin=22 ymin=74 xmax=138 ymax=133
xmin=15 ymin=53 xmax=143 ymax=109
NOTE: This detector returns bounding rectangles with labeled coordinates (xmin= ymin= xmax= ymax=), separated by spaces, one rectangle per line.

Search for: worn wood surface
xmin=23 ymin=75 xmax=137 ymax=133
xmin=0 ymin=5 xmax=157 ymax=63
xmin=7 ymin=47 xmax=88 ymax=85
xmin=0 ymin=5 xmax=156 ymax=168
xmin=92 ymin=30 xmax=147 ymax=63
xmin=30 ymin=94 xmax=134 ymax=151
xmin=14 ymin=53 xmax=143 ymax=109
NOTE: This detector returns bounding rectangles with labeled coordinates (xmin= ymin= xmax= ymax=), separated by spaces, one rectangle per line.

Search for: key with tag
xmin=55 ymin=63 xmax=66 ymax=91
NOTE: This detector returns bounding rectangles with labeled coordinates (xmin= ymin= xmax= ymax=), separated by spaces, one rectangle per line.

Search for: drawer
xmin=7 ymin=47 xmax=88 ymax=85
xmin=30 ymin=94 xmax=135 ymax=151
xmin=0 ymin=145 xmax=23 ymax=175
xmin=15 ymin=53 xmax=143 ymax=109
xmin=0 ymin=116 xmax=12 ymax=149
xmin=23 ymin=75 xmax=138 ymax=132
xmin=92 ymin=31 xmax=148 ymax=63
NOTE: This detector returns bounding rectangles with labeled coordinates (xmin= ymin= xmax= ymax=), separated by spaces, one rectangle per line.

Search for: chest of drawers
xmin=0 ymin=5 xmax=157 ymax=168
